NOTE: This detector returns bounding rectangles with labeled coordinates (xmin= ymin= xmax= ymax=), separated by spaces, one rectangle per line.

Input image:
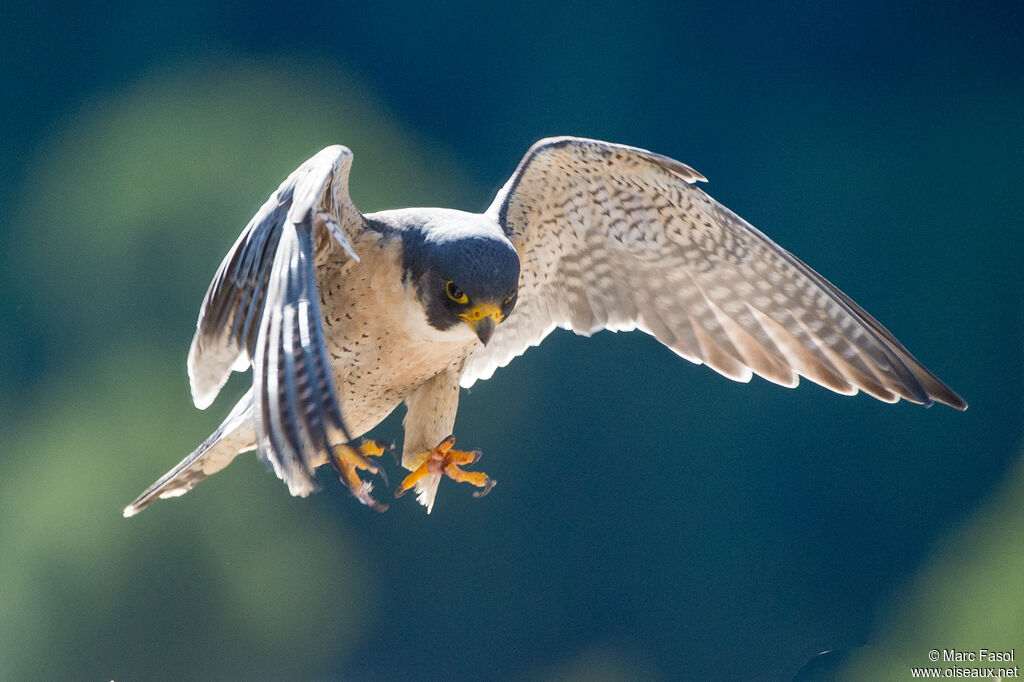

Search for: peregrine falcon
xmin=124 ymin=137 xmax=966 ymax=517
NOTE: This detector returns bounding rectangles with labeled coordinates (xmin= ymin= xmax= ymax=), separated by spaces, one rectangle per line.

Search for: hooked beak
xmin=459 ymin=303 xmax=502 ymax=346
xmin=472 ymin=316 xmax=496 ymax=346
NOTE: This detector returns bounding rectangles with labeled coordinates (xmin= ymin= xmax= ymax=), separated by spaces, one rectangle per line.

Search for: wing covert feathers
xmin=466 ymin=136 xmax=965 ymax=410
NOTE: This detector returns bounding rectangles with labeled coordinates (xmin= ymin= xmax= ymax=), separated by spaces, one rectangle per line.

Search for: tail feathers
xmin=415 ymin=474 xmax=442 ymax=514
xmin=124 ymin=391 xmax=255 ymax=517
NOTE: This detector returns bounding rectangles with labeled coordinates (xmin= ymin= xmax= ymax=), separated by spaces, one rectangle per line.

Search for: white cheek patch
xmin=402 ymin=286 xmax=477 ymax=343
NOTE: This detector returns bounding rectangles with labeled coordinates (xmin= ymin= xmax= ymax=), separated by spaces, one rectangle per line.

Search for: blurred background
xmin=2 ymin=1 xmax=1021 ymax=679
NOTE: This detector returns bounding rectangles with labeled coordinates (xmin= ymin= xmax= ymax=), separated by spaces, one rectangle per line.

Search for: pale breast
xmin=315 ymin=233 xmax=478 ymax=437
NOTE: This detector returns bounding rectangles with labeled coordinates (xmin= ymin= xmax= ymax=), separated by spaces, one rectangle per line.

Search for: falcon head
xmin=398 ymin=209 xmax=520 ymax=345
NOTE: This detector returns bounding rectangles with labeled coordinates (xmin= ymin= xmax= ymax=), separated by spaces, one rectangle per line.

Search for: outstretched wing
xmin=462 ymin=136 xmax=966 ymax=410
xmin=187 ymin=146 xmax=368 ymax=495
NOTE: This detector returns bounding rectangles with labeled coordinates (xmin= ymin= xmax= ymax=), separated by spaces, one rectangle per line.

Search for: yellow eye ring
xmin=445 ymin=281 xmax=469 ymax=304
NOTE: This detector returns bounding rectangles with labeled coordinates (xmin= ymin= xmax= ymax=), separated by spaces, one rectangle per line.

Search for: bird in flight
xmin=124 ymin=137 xmax=966 ymax=517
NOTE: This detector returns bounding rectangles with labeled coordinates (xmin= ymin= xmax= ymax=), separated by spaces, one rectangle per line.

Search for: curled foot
xmin=394 ymin=435 xmax=496 ymax=500
xmin=332 ymin=438 xmax=394 ymax=512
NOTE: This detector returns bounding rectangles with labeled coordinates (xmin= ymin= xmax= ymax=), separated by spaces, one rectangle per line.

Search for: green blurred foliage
xmin=9 ymin=59 xmax=479 ymax=377
xmin=0 ymin=350 xmax=374 ymax=679
xmin=839 ymin=454 xmax=1024 ymax=680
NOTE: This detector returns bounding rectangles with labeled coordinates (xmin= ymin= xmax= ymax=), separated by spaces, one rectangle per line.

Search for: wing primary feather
xmin=748 ymin=306 xmax=857 ymax=396
xmin=793 ymin=316 xmax=900 ymax=403
xmin=711 ymin=201 xmax=956 ymax=407
xmin=295 ymin=300 xmax=332 ymax=454
xmin=261 ymin=304 xmax=291 ymax=482
xmin=237 ymin=272 xmax=266 ymax=357
xmin=272 ymin=248 xmax=300 ymax=459
xmin=800 ymin=260 xmax=966 ymax=409
xmin=280 ymin=304 xmax=312 ymax=468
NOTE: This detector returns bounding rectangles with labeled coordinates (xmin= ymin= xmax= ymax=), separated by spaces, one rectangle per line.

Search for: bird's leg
xmin=332 ymin=438 xmax=393 ymax=512
xmin=394 ymin=435 xmax=496 ymax=500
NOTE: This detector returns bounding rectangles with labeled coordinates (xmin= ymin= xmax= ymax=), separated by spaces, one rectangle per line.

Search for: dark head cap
xmin=401 ymin=215 xmax=520 ymax=341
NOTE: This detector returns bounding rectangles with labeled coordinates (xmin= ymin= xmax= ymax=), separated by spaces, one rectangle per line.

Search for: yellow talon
xmin=332 ymin=438 xmax=393 ymax=512
xmin=394 ymin=435 xmax=495 ymax=500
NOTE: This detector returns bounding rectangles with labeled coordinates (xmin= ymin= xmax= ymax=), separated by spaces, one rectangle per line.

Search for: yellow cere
xmin=459 ymin=303 xmax=503 ymax=324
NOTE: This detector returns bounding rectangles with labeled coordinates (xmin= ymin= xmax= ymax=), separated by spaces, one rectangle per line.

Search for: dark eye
xmin=445 ymin=281 xmax=469 ymax=304
xmin=503 ymin=293 xmax=516 ymax=306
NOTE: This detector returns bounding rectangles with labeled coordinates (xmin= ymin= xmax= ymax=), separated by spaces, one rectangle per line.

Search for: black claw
xmin=470 ymin=449 xmax=483 ymax=464
xmin=354 ymin=488 xmax=389 ymax=513
xmin=394 ymin=486 xmax=409 ymax=499
xmin=472 ymin=478 xmax=496 ymax=498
